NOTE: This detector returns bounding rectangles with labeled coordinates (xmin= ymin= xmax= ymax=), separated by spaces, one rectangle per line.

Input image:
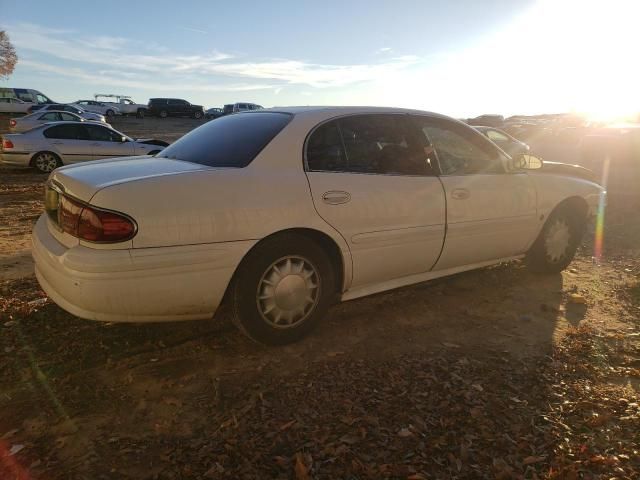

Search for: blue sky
xmin=2 ymin=0 xmax=639 ymax=118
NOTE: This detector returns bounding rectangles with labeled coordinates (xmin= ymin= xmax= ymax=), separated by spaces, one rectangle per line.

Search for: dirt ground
xmin=0 ymin=117 xmax=638 ymax=479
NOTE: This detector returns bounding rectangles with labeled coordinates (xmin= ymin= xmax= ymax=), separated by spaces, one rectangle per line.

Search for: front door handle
xmin=51 ymin=141 xmax=64 ymax=145
xmin=322 ymin=191 xmax=351 ymax=205
xmin=451 ymin=188 xmax=470 ymax=200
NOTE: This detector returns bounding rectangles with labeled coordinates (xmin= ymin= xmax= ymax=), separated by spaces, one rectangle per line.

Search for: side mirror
xmin=515 ymin=153 xmax=543 ymax=170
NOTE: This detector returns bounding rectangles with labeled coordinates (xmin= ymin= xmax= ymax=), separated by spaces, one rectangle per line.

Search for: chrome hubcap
xmin=35 ymin=153 xmax=58 ymax=172
xmin=545 ymin=219 xmax=571 ymax=263
xmin=256 ymin=256 xmax=320 ymax=328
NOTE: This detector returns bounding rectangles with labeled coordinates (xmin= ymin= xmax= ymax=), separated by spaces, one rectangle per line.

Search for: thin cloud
xmin=375 ymin=47 xmax=393 ymax=54
xmin=20 ymin=60 xmax=276 ymax=92
xmin=7 ymin=22 xmax=418 ymax=89
xmin=180 ymin=26 xmax=208 ymax=34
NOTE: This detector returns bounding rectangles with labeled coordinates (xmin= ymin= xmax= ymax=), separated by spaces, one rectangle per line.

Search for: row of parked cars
xmin=0 ymin=87 xmax=264 ymax=121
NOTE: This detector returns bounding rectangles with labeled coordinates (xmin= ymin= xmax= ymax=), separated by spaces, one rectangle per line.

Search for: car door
xmin=411 ymin=116 xmax=538 ymax=270
xmin=85 ymin=124 xmax=135 ymax=159
xmin=42 ymin=124 xmax=94 ymax=163
xmin=305 ymin=114 xmax=446 ymax=290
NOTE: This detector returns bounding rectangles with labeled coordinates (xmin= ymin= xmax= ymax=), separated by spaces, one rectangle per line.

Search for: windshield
xmin=157 ymin=112 xmax=292 ymax=167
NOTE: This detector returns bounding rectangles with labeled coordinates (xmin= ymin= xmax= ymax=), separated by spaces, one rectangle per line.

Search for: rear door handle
xmin=51 ymin=141 xmax=64 ymax=145
xmin=322 ymin=191 xmax=351 ymax=205
xmin=451 ymin=188 xmax=470 ymax=200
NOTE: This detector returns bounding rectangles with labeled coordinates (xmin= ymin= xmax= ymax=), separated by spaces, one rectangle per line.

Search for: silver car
xmin=29 ymin=104 xmax=106 ymax=122
xmin=9 ymin=110 xmax=106 ymax=133
xmin=1 ymin=121 xmax=169 ymax=173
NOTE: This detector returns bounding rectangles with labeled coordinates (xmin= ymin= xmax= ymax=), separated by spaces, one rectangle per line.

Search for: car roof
xmin=32 ymin=110 xmax=81 ymax=115
xmin=255 ymin=106 xmax=453 ymax=123
xmin=35 ymin=120 xmax=112 ymax=128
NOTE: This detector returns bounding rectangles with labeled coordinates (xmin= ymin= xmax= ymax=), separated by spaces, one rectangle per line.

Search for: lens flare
xmin=593 ymin=157 xmax=610 ymax=263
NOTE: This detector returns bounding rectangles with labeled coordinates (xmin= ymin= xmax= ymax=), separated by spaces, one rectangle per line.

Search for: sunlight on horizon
xmin=371 ymin=0 xmax=640 ymax=119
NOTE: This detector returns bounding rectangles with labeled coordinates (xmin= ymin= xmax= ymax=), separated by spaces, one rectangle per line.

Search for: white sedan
xmin=72 ymin=100 xmax=120 ymax=118
xmin=1 ymin=121 xmax=169 ymax=172
xmin=9 ymin=110 xmax=107 ymax=133
xmin=0 ymin=97 xmax=30 ymax=114
xmin=31 ymin=107 xmax=604 ymax=344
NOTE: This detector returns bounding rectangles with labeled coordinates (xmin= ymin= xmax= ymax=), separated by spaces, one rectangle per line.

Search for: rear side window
xmin=44 ymin=124 xmax=90 ymax=140
xmin=157 ymin=112 xmax=292 ymax=167
xmin=40 ymin=112 xmax=60 ymax=121
xmin=306 ymin=114 xmax=431 ymax=176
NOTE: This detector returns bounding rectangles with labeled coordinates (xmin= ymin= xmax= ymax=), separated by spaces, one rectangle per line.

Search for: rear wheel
xmin=136 ymin=108 xmax=145 ymax=119
xmin=159 ymin=110 xmax=168 ymax=118
xmin=105 ymin=109 xmax=115 ymax=118
xmin=526 ymin=206 xmax=586 ymax=273
xmin=32 ymin=152 xmax=62 ymax=174
xmin=230 ymin=233 xmax=335 ymax=345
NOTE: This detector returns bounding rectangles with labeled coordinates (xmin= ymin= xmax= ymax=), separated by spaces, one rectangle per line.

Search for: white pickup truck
xmin=94 ymin=94 xmax=148 ymax=118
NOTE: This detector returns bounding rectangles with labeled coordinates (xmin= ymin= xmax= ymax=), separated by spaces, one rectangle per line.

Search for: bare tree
xmin=0 ymin=31 xmax=18 ymax=79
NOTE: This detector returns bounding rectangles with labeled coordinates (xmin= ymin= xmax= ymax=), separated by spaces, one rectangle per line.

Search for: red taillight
xmin=58 ymin=195 xmax=135 ymax=243
xmin=2 ymin=139 xmax=14 ymax=149
xmin=78 ymin=207 xmax=135 ymax=242
xmin=9 ymin=120 xmax=16 ymax=127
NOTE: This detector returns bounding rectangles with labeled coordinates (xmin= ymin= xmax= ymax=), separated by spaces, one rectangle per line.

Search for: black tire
xmin=31 ymin=151 xmax=62 ymax=174
xmin=106 ymin=109 xmax=115 ymax=118
xmin=159 ymin=110 xmax=168 ymax=118
xmin=136 ymin=109 xmax=145 ymax=119
xmin=193 ymin=111 xmax=203 ymax=119
xmin=525 ymin=205 xmax=586 ymax=273
xmin=230 ymin=233 xmax=335 ymax=345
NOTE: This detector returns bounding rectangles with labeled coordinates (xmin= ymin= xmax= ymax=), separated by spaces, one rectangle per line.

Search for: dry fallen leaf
xmin=294 ymin=452 xmax=310 ymax=480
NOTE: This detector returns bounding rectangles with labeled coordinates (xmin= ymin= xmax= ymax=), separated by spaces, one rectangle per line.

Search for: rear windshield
xmin=157 ymin=112 xmax=292 ymax=167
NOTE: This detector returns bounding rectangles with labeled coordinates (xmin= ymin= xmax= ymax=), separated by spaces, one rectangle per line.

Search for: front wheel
xmin=230 ymin=233 xmax=335 ymax=345
xmin=106 ymin=109 xmax=115 ymax=118
xmin=159 ymin=110 xmax=168 ymax=118
xmin=526 ymin=206 xmax=586 ymax=273
xmin=136 ymin=109 xmax=145 ymax=119
xmin=193 ymin=111 xmax=203 ymax=119
xmin=32 ymin=152 xmax=62 ymax=174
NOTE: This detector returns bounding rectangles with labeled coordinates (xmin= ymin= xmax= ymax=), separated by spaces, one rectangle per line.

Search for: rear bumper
xmin=0 ymin=152 xmax=32 ymax=168
xmin=32 ymin=215 xmax=255 ymax=322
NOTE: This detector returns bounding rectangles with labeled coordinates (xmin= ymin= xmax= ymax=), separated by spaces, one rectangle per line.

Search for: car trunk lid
xmin=49 ymin=156 xmax=207 ymax=202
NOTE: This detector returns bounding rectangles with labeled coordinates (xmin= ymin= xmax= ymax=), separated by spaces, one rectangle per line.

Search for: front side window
xmin=59 ymin=113 xmax=78 ymax=121
xmin=39 ymin=112 xmax=60 ymax=121
xmin=486 ymin=129 xmax=510 ymax=144
xmin=306 ymin=114 xmax=430 ymax=176
xmin=36 ymin=94 xmax=51 ymax=104
xmin=157 ymin=112 xmax=292 ymax=167
xmin=44 ymin=124 xmax=90 ymax=140
xmin=414 ymin=118 xmax=504 ymax=175
xmin=86 ymin=125 xmax=121 ymax=142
